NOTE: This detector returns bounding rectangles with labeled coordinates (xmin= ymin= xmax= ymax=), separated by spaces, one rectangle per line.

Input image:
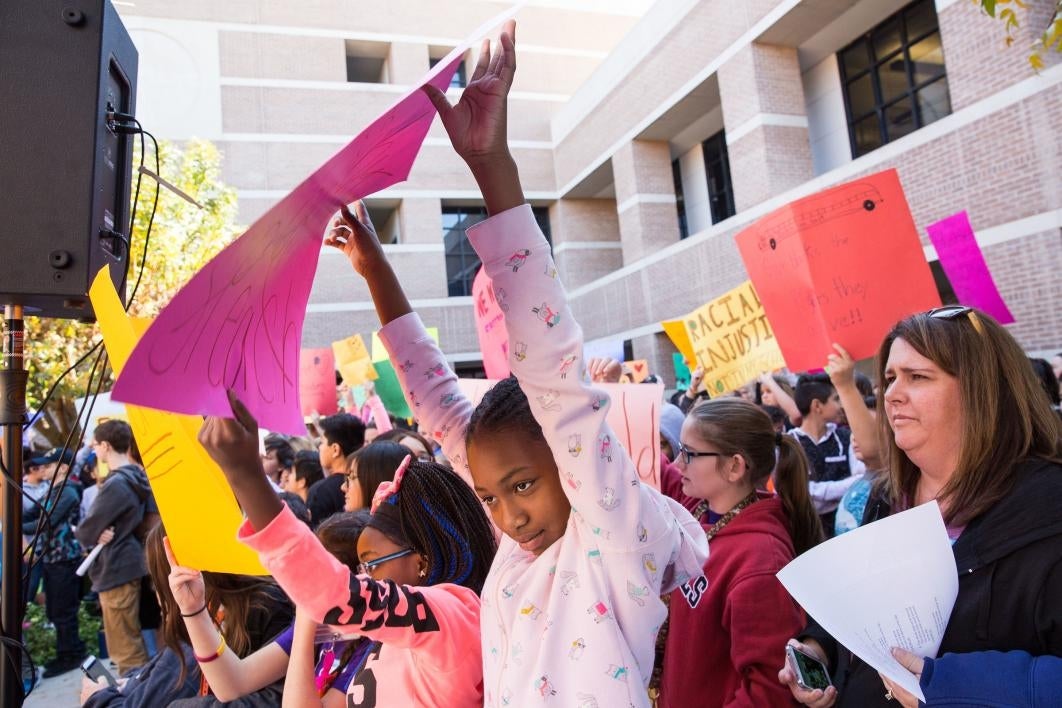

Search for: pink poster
xmin=110 ymin=9 xmax=517 ymax=434
xmin=300 ymin=348 xmax=338 ymax=418
xmin=472 ymin=268 xmax=511 ymax=379
xmin=926 ymin=211 xmax=1014 ymax=324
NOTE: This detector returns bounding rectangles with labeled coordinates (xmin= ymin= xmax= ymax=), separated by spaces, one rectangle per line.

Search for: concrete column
xmin=388 ymin=42 xmax=429 ymax=84
xmin=718 ymin=43 xmax=814 ymax=212
xmin=547 ymin=198 xmax=623 ymax=290
xmin=610 ymin=139 xmax=681 ymax=264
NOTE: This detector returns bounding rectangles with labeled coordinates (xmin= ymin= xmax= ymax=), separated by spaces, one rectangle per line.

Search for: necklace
xmin=692 ymin=490 xmax=760 ymax=540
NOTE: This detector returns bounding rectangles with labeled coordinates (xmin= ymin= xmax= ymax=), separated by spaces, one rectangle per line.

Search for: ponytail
xmin=774 ymin=435 xmax=824 ymax=555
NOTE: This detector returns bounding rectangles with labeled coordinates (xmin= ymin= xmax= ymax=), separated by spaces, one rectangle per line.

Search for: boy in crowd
xmin=306 ymin=413 xmax=365 ymax=526
xmin=788 ymin=373 xmax=865 ymax=536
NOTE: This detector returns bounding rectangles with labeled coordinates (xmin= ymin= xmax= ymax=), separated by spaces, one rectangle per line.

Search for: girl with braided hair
xmin=326 ymin=20 xmax=708 ymax=707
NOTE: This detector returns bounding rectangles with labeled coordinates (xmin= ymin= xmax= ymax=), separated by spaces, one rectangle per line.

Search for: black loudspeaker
xmin=0 ymin=0 xmax=137 ymax=320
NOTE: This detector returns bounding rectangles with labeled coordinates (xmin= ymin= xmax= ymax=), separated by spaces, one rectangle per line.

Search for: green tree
xmin=976 ymin=0 xmax=1062 ymax=69
xmin=26 ymin=139 xmax=241 ymax=447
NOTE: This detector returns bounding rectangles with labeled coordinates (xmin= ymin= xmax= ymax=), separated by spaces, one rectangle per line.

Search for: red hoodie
xmin=659 ymin=494 xmax=804 ymax=708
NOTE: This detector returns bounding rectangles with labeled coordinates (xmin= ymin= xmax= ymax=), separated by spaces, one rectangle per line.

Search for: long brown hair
xmin=876 ymin=308 xmax=1062 ymax=526
xmin=687 ymin=398 xmax=823 ymax=554
xmin=144 ymin=524 xmax=284 ymax=687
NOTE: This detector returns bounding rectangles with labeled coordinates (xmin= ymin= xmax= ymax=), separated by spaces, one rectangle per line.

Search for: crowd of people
xmin=13 ymin=21 xmax=1061 ymax=707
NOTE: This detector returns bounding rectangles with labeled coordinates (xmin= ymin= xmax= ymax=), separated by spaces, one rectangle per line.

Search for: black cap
xmin=27 ymin=447 xmax=76 ymax=467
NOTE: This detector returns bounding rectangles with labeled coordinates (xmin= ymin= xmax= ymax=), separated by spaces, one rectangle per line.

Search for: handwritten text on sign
xmin=684 ymin=280 xmax=786 ymax=394
xmin=736 ymin=169 xmax=940 ymax=372
xmin=109 ymin=8 xmax=517 ymax=434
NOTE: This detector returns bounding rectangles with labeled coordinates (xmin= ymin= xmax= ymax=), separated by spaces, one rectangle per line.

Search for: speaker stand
xmin=1 ymin=304 xmax=26 ymax=707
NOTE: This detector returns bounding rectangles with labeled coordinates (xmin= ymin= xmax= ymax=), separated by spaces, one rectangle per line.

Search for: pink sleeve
xmin=239 ymin=505 xmax=478 ymax=663
xmin=467 ymin=205 xmax=658 ymax=542
xmin=377 ymin=312 xmax=475 ymax=486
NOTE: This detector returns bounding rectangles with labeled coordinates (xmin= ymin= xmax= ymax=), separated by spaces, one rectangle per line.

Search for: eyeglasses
xmin=357 ymin=548 xmax=413 ymax=576
xmin=927 ymin=305 xmax=984 ymax=335
xmin=677 ymin=442 xmax=724 ymax=465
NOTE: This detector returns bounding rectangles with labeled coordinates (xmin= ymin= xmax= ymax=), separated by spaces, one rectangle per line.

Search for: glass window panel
xmin=872 ymin=16 xmax=903 ymax=62
xmin=847 ymin=72 xmax=876 ymax=118
xmin=909 ymin=33 xmax=945 ymax=85
xmin=905 ymin=0 xmax=939 ymax=42
xmin=841 ymin=44 xmax=871 ymax=77
xmin=884 ymin=98 xmax=916 ymax=141
xmin=876 ymin=58 xmax=909 ymax=104
xmin=916 ymin=78 xmax=951 ymax=125
xmin=853 ymin=113 xmax=883 ymax=157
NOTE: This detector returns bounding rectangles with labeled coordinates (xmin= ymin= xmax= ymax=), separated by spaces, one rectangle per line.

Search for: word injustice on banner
xmin=90 ymin=268 xmax=267 ymax=575
xmin=926 ymin=211 xmax=1014 ymax=324
xmin=456 ymin=379 xmax=664 ymax=489
xmin=110 ymin=8 xmax=518 ymax=434
xmin=737 ymin=169 xmax=940 ymax=372
xmin=683 ymin=280 xmax=786 ymax=395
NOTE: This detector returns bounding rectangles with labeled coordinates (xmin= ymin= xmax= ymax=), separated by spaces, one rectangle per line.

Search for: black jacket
xmin=75 ymin=464 xmax=152 ymax=592
xmin=805 ymin=457 xmax=1062 ymax=707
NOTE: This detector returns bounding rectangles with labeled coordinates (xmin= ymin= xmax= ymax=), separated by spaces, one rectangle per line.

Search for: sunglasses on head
xmin=926 ymin=305 xmax=985 ymax=334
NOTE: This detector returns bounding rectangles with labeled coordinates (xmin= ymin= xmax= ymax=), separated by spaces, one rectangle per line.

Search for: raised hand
xmin=325 ymin=201 xmax=386 ymax=279
xmin=587 ymin=357 xmax=623 ymax=384
xmin=421 ymin=20 xmax=516 ymax=166
xmin=163 ymin=536 xmax=207 ymax=617
xmin=825 ymin=343 xmax=856 ymax=389
xmin=199 ymin=389 xmax=261 ymax=480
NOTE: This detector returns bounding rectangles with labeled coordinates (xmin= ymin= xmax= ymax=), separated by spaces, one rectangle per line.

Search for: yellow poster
xmin=661 ymin=319 xmax=696 ymax=367
xmin=332 ymin=334 xmax=377 ymax=386
xmin=683 ymin=280 xmax=787 ymax=395
xmin=90 ymin=268 xmax=267 ymax=575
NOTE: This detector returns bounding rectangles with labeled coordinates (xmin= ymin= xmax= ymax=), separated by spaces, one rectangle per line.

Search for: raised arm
xmin=826 ymin=344 xmax=880 ymax=468
xmin=326 ymin=205 xmax=475 ymax=482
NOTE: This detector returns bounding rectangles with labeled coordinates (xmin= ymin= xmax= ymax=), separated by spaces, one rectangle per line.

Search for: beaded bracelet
xmin=195 ymin=635 xmax=226 ymax=664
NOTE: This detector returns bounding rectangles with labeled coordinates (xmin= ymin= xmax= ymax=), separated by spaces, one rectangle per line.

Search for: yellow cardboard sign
xmin=661 ymin=319 xmax=696 ymax=367
xmin=90 ymin=268 xmax=267 ymax=575
xmin=332 ymin=334 xmax=378 ymax=386
xmin=683 ymin=280 xmax=786 ymax=395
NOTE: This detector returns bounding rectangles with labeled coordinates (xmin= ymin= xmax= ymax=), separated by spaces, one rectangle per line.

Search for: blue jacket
xmin=921 ymin=651 xmax=1062 ymax=707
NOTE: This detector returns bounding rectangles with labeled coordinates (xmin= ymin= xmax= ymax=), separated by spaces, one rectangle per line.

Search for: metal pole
xmin=1 ymin=304 xmax=27 ymax=707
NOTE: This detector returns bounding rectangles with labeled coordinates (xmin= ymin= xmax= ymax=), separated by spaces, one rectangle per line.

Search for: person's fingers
xmin=354 ymin=200 xmax=372 ymax=227
xmin=499 ymin=21 xmax=516 ymax=74
xmin=486 ymin=33 xmax=504 ymax=78
xmin=832 ymin=342 xmax=852 ymax=360
xmin=226 ymin=389 xmax=258 ymax=433
xmin=420 ymin=83 xmax=453 ymax=119
xmin=469 ymin=37 xmax=491 ymax=83
xmin=163 ymin=536 xmax=178 ymax=568
xmin=890 ymin=647 xmax=924 ymax=674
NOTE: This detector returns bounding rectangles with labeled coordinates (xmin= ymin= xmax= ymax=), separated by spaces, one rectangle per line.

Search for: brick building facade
xmin=120 ymin=0 xmax=1061 ymax=383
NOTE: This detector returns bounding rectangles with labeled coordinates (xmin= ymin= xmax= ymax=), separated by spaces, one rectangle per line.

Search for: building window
xmin=838 ymin=0 xmax=951 ymax=158
xmin=443 ymin=206 xmax=552 ymax=296
xmin=345 ymin=40 xmax=389 ymax=83
xmin=702 ymin=131 xmax=735 ymax=224
xmin=672 ymin=159 xmax=689 ymax=239
xmin=430 ymin=56 xmax=468 ymax=88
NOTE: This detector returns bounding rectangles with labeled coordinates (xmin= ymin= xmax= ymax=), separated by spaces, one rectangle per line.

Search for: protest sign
xmin=673 ymin=353 xmax=691 ymax=390
xmin=736 ymin=169 xmax=940 ymax=372
xmin=472 ymin=268 xmax=511 ymax=379
xmin=926 ymin=211 xmax=1014 ymax=324
xmin=110 ymin=8 xmax=517 ymax=434
xmin=456 ymin=379 xmax=664 ymax=489
xmin=661 ymin=319 xmax=696 ymax=367
xmin=299 ymin=348 xmax=338 ymax=417
xmin=333 ymin=334 xmax=377 ymax=386
xmin=90 ymin=268 xmax=266 ymax=575
xmin=621 ymin=359 xmax=650 ymax=383
xmin=682 ymin=280 xmax=786 ymax=395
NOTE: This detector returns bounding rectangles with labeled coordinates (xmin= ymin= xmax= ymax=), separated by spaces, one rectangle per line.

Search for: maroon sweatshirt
xmin=659 ymin=494 xmax=803 ymax=707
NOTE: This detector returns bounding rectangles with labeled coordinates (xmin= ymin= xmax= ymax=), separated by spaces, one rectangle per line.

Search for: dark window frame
xmin=671 ymin=159 xmax=689 ymax=239
xmin=442 ymin=205 xmax=551 ymax=297
xmin=702 ymin=130 xmax=735 ymax=224
xmin=838 ymin=0 xmax=951 ymax=158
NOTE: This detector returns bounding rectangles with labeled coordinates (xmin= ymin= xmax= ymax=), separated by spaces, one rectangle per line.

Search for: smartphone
xmin=80 ymin=655 xmax=118 ymax=688
xmin=786 ymin=645 xmax=831 ymax=691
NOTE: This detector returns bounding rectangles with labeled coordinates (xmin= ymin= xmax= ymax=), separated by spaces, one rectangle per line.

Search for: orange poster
xmin=736 ymin=169 xmax=940 ymax=372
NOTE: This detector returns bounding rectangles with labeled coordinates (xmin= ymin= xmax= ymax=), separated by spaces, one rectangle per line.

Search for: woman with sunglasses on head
xmin=655 ymin=398 xmax=822 ymax=707
xmin=779 ymin=306 xmax=1062 ymax=707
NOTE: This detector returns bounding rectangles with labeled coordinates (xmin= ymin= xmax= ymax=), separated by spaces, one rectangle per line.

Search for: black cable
xmin=0 ymin=635 xmax=35 ymax=699
xmin=126 ymin=127 xmax=160 ymax=311
xmin=23 ymin=340 xmax=103 ymax=431
xmin=119 ymin=118 xmax=147 ymax=298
